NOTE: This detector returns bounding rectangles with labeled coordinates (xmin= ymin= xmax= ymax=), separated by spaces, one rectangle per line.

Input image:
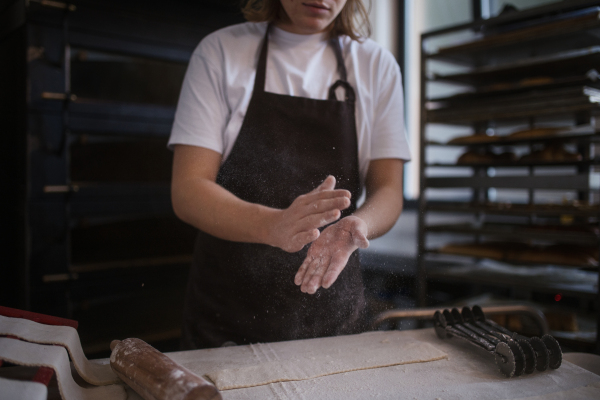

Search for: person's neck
xmin=275 ymin=21 xmax=325 ymax=35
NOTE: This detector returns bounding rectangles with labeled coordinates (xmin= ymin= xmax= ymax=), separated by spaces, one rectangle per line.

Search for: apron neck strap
xmin=327 ymin=36 xmax=355 ymax=102
xmin=254 ymin=24 xmax=350 ymax=94
xmin=254 ymin=24 xmax=272 ymax=94
xmin=329 ymin=36 xmax=347 ymax=82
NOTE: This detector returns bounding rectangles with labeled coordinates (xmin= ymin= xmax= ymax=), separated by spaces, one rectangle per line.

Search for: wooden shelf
xmin=69 ymin=255 xmax=193 ymax=274
xmin=425 ymin=223 xmax=598 ymax=245
xmin=425 ymin=174 xmax=598 ymax=190
xmin=430 ymin=47 xmax=600 ymax=88
xmin=41 ymin=182 xmax=171 ymax=197
xmin=427 ymin=244 xmax=598 ymax=268
xmin=425 ymin=261 xmax=597 ymax=299
xmin=427 ymin=8 xmax=600 ymax=66
xmin=426 ymin=202 xmax=600 ymax=217
xmin=426 ymin=86 xmax=600 ymax=124
xmin=427 ymin=159 xmax=600 ymax=168
xmin=426 ymin=131 xmax=599 ymax=147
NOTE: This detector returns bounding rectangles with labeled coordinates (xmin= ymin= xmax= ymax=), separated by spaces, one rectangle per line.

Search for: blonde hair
xmin=241 ymin=0 xmax=371 ymax=41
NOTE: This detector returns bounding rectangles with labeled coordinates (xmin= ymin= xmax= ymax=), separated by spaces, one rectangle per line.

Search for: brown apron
xmin=181 ymin=25 xmax=366 ymax=350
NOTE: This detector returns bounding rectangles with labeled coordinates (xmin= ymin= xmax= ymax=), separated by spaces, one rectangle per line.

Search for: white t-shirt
xmin=168 ymin=22 xmax=411 ymax=184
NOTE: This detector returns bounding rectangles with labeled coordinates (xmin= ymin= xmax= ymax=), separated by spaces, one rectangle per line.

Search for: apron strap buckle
xmin=328 ymin=80 xmax=356 ymax=102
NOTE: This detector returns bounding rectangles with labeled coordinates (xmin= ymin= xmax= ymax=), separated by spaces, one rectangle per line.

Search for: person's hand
xmin=294 ymin=216 xmax=369 ymax=294
xmin=267 ymin=175 xmax=351 ymax=253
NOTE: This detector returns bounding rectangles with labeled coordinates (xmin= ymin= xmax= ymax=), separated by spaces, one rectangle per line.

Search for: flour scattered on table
xmin=207 ymin=332 xmax=448 ymax=390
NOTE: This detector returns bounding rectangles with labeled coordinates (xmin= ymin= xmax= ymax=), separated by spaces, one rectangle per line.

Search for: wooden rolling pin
xmin=110 ymin=338 xmax=221 ymax=400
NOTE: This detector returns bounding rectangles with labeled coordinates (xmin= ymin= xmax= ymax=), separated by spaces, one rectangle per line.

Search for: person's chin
xmin=298 ymin=19 xmax=329 ymax=34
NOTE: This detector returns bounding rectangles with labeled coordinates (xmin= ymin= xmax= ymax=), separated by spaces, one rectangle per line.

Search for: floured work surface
xmin=166 ymin=330 xmax=600 ymax=400
xmin=206 ymin=332 xmax=447 ymax=390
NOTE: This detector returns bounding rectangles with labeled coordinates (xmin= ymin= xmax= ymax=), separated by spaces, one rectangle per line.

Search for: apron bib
xmin=182 ymin=25 xmax=366 ymax=349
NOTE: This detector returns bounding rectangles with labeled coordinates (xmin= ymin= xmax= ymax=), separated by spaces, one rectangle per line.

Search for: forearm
xmin=172 ymin=177 xmax=275 ymax=244
xmin=353 ymin=185 xmax=403 ymax=240
xmin=352 ymin=159 xmax=405 ymax=240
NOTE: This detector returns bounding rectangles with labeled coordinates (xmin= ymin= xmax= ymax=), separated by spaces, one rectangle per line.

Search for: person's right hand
xmin=266 ymin=175 xmax=351 ymax=253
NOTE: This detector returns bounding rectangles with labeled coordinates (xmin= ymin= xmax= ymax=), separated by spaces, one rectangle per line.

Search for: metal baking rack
xmin=416 ymin=0 xmax=600 ymax=352
xmin=3 ymin=0 xmax=244 ymax=356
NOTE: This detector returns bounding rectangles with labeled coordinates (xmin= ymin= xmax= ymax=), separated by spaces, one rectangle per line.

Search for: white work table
xmin=141 ymin=328 xmax=600 ymax=400
xmin=3 ymin=327 xmax=597 ymax=399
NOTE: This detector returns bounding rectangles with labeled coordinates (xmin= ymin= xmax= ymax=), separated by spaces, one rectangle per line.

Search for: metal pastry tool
xmin=434 ymin=309 xmax=519 ymax=377
xmin=450 ymin=308 xmax=526 ymax=377
xmin=434 ymin=305 xmax=563 ymax=378
xmin=471 ymin=305 xmax=561 ymax=371
xmin=462 ymin=307 xmax=536 ymax=374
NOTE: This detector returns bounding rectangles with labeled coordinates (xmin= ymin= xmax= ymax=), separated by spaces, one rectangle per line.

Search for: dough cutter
xmin=434 ymin=305 xmax=562 ymax=378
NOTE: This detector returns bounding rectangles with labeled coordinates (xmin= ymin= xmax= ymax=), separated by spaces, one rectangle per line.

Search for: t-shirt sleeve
xmin=370 ymin=50 xmax=411 ymax=161
xmin=168 ymin=43 xmax=228 ymax=154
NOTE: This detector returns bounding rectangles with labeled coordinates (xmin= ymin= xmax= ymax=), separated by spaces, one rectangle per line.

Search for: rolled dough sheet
xmin=168 ymin=330 xmax=600 ymax=399
xmin=206 ymin=332 xmax=447 ymax=390
xmin=0 ymin=338 xmax=126 ymax=400
xmin=0 ymin=314 xmax=119 ymax=385
xmin=0 ymin=376 xmax=47 ymax=400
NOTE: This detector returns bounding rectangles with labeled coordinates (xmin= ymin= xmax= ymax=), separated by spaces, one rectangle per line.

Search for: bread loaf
xmin=518 ymin=77 xmax=554 ymax=87
xmin=457 ymin=150 xmax=495 ymax=164
xmin=508 ymin=127 xmax=566 ymax=139
xmin=448 ymin=134 xmax=498 ymax=145
xmin=520 ymin=144 xmax=581 ymax=162
xmin=441 ymin=241 xmax=598 ymax=267
xmin=457 ymin=150 xmax=516 ymax=164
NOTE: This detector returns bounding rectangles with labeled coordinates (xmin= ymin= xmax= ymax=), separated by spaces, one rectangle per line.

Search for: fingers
xmin=313 ymin=175 xmax=336 ymax=192
xmin=310 ymin=196 xmax=351 ymax=215
xmin=285 ymin=208 xmax=343 ymax=253
xmin=307 ymin=176 xmax=350 ymax=202
xmin=290 ymin=192 xmax=351 ymax=241
xmin=287 ymin=229 xmax=320 ymax=253
xmin=296 ymin=193 xmax=350 ymax=226
xmin=299 ymin=250 xmax=351 ymax=294
xmin=321 ymin=251 xmax=350 ymax=289
xmin=295 ymin=254 xmax=313 ymax=285
xmin=301 ymin=189 xmax=351 ymax=207
xmin=297 ymin=209 xmax=341 ymax=234
xmin=293 ymin=216 xmax=367 ymax=293
xmin=301 ymin=255 xmax=330 ymax=294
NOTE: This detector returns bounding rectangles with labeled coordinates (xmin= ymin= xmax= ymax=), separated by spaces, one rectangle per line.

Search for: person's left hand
xmin=294 ymin=216 xmax=369 ymax=294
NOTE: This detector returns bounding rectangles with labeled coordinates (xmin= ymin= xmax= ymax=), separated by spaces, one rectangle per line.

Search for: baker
xmin=169 ymin=0 xmax=411 ymax=350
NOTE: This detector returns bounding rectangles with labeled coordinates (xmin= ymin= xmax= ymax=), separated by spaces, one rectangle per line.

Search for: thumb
xmin=352 ymin=231 xmax=369 ymax=249
xmin=315 ymin=175 xmax=336 ymax=192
